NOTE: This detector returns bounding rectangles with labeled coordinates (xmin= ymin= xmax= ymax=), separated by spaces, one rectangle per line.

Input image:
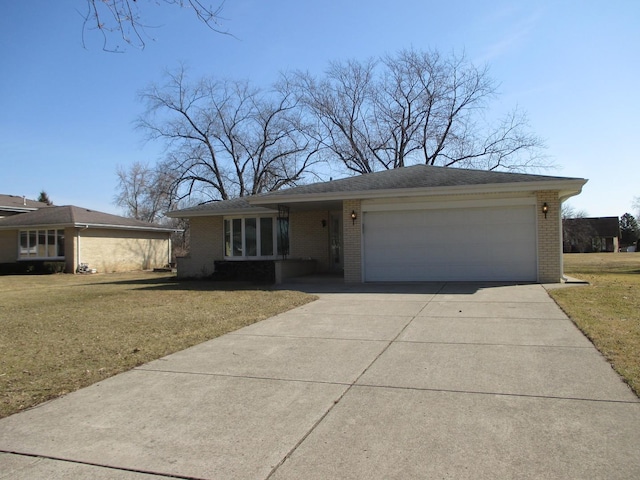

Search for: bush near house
xmin=0 ymin=261 xmax=66 ymax=275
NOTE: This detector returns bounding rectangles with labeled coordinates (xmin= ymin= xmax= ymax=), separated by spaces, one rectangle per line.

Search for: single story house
xmin=168 ymin=165 xmax=587 ymax=284
xmin=0 ymin=205 xmax=177 ymax=273
xmin=563 ymin=217 xmax=620 ymax=253
xmin=0 ymin=194 xmax=49 ymax=218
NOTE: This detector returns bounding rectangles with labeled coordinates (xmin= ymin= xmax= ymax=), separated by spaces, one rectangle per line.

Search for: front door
xmin=329 ymin=212 xmax=343 ymax=273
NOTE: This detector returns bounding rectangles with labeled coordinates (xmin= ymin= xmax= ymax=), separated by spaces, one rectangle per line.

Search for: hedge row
xmin=0 ymin=261 xmax=66 ymax=275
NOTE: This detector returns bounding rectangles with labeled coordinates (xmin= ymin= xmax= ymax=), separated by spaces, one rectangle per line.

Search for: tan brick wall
xmin=290 ymin=210 xmax=330 ymax=272
xmin=0 ymin=230 xmax=17 ymax=263
xmin=76 ymin=228 xmax=171 ymax=273
xmin=177 ymin=216 xmax=223 ymax=278
xmin=343 ymin=199 xmax=362 ymax=283
xmin=536 ymin=191 xmax=562 ymax=283
xmin=64 ymin=227 xmax=76 ymax=273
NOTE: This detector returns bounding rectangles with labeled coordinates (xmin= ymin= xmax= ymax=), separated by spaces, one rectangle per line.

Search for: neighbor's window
xmin=223 ymin=217 xmax=285 ymax=259
xmin=19 ymin=229 xmax=64 ymax=259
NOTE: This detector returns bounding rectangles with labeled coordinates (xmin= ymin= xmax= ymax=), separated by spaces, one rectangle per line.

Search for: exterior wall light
xmin=351 ymin=210 xmax=357 ymax=225
xmin=542 ymin=202 xmax=549 ymax=219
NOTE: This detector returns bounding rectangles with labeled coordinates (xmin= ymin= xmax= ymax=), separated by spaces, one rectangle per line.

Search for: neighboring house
xmin=0 ymin=194 xmax=49 ymax=218
xmin=168 ymin=165 xmax=587 ymax=284
xmin=563 ymin=217 xmax=620 ymax=253
xmin=0 ymin=205 xmax=177 ymax=273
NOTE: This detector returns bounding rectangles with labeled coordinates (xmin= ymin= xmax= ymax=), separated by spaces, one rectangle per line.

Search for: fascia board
xmin=166 ymin=207 xmax=278 ymax=218
xmin=0 ymin=223 xmax=179 ymax=233
xmin=73 ymin=223 xmax=179 ymax=233
xmin=249 ymin=179 xmax=588 ymax=205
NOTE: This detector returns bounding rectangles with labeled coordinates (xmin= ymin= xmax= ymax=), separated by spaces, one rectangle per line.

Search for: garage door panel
xmin=363 ymin=205 xmax=537 ymax=282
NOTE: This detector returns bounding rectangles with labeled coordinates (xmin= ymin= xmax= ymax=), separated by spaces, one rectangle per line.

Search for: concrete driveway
xmin=1 ymin=282 xmax=638 ymax=479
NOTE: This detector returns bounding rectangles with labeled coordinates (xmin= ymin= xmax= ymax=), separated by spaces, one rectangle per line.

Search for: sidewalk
xmin=1 ymin=282 xmax=638 ymax=479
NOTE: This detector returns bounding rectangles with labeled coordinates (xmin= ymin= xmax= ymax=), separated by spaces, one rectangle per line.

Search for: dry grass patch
xmin=0 ymin=272 xmax=315 ymax=418
xmin=550 ymin=253 xmax=640 ymax=396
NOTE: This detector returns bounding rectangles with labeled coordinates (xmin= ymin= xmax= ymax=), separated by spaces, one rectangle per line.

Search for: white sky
xmin=1 ymin=1 xmax=638 ymax=217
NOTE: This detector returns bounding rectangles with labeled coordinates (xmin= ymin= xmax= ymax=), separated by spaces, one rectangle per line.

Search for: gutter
xmin=248 ymin=179 xmax=589 ymax=206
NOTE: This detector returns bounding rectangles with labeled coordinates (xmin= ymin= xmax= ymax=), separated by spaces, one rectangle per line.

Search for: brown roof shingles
xmin=0 ymin=205 xmax=174 ymax=231
xmin=170 ymin=164 xmax=586 ymax=216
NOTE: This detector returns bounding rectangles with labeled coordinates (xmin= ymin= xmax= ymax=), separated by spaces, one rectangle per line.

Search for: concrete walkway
xmin=1 ymin=282 xmax=638 ymax=479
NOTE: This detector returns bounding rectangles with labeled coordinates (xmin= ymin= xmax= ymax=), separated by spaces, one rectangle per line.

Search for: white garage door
xmin=363 ymin=205 xmax=537 ymax=282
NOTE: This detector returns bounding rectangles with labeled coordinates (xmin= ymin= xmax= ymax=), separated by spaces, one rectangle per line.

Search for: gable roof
xmin=0 ymin=194 xmax=49 ymax=214
xmin=169 ymin=165 xmax=587 ymax=217
xmin=0 ymin=205 xmax=177 ymax=232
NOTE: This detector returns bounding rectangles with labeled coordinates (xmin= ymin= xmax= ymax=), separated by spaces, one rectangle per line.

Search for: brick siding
xmin=177 ymin=216 xmax=223 ymax=278
xmin=536 ymin=191 xmax=562 ymax=282
xmin=289 ymin=210 xmax=330 ymax=271
xmin=75 ymin=228 xmax=171 ymax=273
xmin=343 ymin=199 xmax=362 ymax=283
xmin=0 ymin=230 xmax=16 ymax=263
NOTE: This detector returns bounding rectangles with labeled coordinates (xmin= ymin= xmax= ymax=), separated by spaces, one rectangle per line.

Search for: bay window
xmin=223 ymin=216 xmax=288 ymax=259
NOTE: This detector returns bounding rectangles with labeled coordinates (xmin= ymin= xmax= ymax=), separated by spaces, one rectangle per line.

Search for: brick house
xmin=0 ymin=205 xmax=177 ymax=273
xmin=168 ymin=165 xmax=587 ymax=284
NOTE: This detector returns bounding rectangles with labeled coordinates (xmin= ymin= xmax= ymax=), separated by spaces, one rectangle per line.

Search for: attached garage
xmin=363 ymin=201 xmax=537 ymax=282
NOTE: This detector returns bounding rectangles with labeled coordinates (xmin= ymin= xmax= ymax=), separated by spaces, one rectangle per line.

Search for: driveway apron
xmin=0 ymin=282 xmax=638 ymax=479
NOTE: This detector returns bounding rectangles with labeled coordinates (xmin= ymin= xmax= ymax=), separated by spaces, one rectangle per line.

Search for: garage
xmin=363 ymin=203 xmax=537 ymax=282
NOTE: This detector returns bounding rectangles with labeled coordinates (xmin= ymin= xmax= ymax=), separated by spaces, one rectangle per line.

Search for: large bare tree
xmin=137 ymin=67 xmax=321 ymax=203
xmin=289 ymin=48 xmax=547 ymax=174
xmin=82 ymin=0 xmax=226 ymax=51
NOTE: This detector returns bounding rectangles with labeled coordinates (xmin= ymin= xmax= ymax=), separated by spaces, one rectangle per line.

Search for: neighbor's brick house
xmin=0 ymin=205 xmax=177 ymax=273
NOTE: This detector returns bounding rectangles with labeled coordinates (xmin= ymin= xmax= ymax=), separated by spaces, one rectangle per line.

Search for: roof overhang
xmin=250 ymin=179 xmax=588 ymax=208
xmin=166 ymin=177 xmax=588 ymax=218
xmin=0 ymin=222 xmax=180 ymax=233
xmin=166 ymin=206 xmax=278 ymax=218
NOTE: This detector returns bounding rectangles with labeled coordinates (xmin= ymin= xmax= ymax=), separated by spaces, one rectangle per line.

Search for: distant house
xmin=0 ymin=205 xmax=177 ymax=273
xmin=0 ymin=194 xmax=49 ymax=218
xmin=563 ymin=217 xmax=619 ymax=253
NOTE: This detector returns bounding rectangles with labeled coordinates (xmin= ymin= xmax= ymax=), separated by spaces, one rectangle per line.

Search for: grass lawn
xmin=0 ymin=272 xmax=315 ymax=419
xmin=550 ymin=253 xmax=640 ymax=397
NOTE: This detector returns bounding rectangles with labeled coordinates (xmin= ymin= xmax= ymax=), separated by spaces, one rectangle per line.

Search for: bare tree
xmin=113 ymin=160 xmax=175 ymax=222
xmin=289 ymin=48 xmax=547 ymax=175
xmin=137 ymin=67 xmax=321 ymax=203
xmin=291 ymin=60 xmax=379 ymax=173
xmin=81 ymin=0 xmax=227 ymax=52
xmin=561 ymin=203 xmax=588 ymax=220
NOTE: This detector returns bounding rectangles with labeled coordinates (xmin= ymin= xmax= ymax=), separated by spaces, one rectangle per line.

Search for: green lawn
xmin=550 ymin=253 xmax=640 ymax=397
xmin=0 ymin=272 xmax=315 ymax=419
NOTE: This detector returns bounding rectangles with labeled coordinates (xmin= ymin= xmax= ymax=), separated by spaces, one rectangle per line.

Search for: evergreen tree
xmin=619 ymin=213 xmax=639 ymax=246
xmin=37 ymin=190 xmax=53 ymax=206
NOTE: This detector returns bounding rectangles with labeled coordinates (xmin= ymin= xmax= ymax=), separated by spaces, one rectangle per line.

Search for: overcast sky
xmin=1 ymin=1 xmax=638 ymax=217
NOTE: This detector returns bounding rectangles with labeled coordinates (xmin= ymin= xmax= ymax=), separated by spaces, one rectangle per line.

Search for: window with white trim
xmin=19 ymin=229 xmax=65 ymax=259
xmin=224 ymin=217 xmax=288 ymax=259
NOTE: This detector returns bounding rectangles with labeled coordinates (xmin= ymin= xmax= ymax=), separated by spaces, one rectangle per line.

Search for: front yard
xmin=550 ymin=253 xmax=640 ymax=396
xmin=2 ymin=255 xmax=638 ymax=419
xmin=0 ymin=273 xmax=315 ymax=419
